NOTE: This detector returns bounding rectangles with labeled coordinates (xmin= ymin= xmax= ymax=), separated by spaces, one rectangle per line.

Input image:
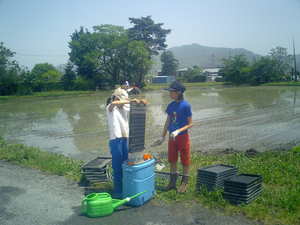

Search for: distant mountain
xmin=151 ymin=43 xmax=260 ymax=73
xmin=169 ymin=43 xmax=259 ymax=68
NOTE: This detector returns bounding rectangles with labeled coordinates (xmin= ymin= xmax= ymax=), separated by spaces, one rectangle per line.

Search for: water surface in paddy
xmin=1 ymin=86 xmax=299 ymax=161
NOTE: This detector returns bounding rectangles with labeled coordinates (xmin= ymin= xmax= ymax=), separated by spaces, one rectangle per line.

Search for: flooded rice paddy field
xmin=0 ymin=86 xmax=299 ymax=161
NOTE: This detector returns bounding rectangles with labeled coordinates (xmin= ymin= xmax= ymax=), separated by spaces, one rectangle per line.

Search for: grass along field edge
xmin=0 ymin=137 xmax=299 ymax=225
xmin=262 ymin=81 xmax=300 ymax=86
xmin=0 ymin=90 xmax=101 ymax=101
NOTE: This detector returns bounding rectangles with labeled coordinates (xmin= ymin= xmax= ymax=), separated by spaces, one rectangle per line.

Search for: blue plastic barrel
xmin=122 ymin=159 xmax=155 ymax=206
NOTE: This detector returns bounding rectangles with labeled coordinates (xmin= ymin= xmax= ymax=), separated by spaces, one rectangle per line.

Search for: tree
xmin=61 ymin=62 xmax=76 ymax=90
xmin=69 ymin=24 xmax=152 ymax=88
xmin=249 ymin=57 xmax=279 ymax=84
xmin=220 ymin=55 xmax=250 ymax=84
xmin=69 ymin=25 xmax=128 ymax=88
xmin=180 ymin=65 xmax=206 ymax=82
xmin=0 ymin=42 xmax=22 ymax=95
xmin=269 ymin=46 xmax=292 ymax=80
xmin=160 ymin=50 xmax=179 ymax=76
xmin=30 ymin=63 xmax=62 ymax=91
xmin=128 ymin=16 xmax=171 ymax=56
xmin=121 ymin=41 xmax=152 ymax=87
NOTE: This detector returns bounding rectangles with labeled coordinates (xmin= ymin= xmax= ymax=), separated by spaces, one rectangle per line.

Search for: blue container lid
xmin=123 ymin=159 xmax=155 ymax=172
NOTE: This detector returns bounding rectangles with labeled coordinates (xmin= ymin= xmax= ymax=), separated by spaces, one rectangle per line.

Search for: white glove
xmin=151 ymin=136 xmax=165 ymax=147
xmin=170 ymin=130 xmax=180 ymax=139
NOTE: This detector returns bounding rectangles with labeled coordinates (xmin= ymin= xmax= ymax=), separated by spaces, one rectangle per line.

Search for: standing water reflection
xmin=0 ymin=86 xmax=299 ymax=161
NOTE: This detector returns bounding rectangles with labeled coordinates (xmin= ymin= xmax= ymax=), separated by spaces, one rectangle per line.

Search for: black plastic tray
xmin=197 ymin=172 xmax=237 ymax=180
xmin=197 ymin=181 xmax=224 ymax=187
xmin=81 ymin=157 xmax=111 ymax=169
xmin=224 ymin=183 xmax=262 ymax=194
xmin=225 ymin=194 xmax=260 ymax=205
xmin=224 ymin=174 xmax=262 ymax=188
xmin=198 ymin=164 xmax=238 ymax=176
xmin=197 ymin=177 xmax=229 ymax=184
xmin=197 ymin=180 xmax=224 ymax=185
xmin=223 ymin=188 xmax=262 ymax=199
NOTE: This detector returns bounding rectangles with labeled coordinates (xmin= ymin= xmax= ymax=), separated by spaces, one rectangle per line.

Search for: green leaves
xmin=220 ymin=46 xmax=293 ymax=85
xmin=128 ymin=16 xmax=171 ymax=56
xmin=69 ymin=24 xmax=154 ymax=88
xmin=160 ymin=50 xmax=179 ymax=76
xmin=29 ymin=63 xmax=62 ymax=91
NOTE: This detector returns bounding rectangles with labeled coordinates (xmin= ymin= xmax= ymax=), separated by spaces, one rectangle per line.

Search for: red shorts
xmin=168 ymin=133 xmax=190 ymax=166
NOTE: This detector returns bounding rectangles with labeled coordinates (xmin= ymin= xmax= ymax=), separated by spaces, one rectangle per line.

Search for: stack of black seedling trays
xmin=128 ymin=102 xmax=146 ymax=153
xmin=197 ymin=164 xmax=238 ymax=191
xmin=223 ymin=174 xmax=262 ymax=205
xmin=81 ymin=157 xmax=112 ymax=185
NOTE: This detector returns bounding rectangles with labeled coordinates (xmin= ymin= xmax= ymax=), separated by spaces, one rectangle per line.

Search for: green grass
xmin=156 ymin=150 xmax=300 ymax=225
xmin=262 ymin=81 xmax=300 ymax=86
xmin=1 ymin=136 xmax=299 ymax=225
xmin=143 ymin=82 xmax=225 ymax=91
xmin=0 ymin=137 xmax=82 ymax=181
xmin=0 ymin=90 xmax=99 ymax=101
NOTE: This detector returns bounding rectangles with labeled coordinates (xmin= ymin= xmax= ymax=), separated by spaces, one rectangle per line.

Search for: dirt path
xmin=0 ymin=160 xmax=262 ymax=225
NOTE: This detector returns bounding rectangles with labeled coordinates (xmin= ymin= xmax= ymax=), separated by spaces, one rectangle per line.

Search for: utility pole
xmin=293 ymin=38 xmax=297 ymax=81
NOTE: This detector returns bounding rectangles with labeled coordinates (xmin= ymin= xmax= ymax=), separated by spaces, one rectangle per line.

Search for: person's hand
xmin=151 ymin=136 xmax=165 ymax=147
xmin=170 ymin=130 xmax=180 ymax=139
xmin=131 ymin=98 xmax=148 ymax=105
xmin=131 ymin=98 xmax=140 ymax=104
xmin=140 ymin=99 xmax=148 ymax=105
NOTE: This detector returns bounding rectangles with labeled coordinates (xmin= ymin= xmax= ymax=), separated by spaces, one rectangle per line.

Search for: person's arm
xmin=108 ymin=99 xmax=130 ymax=112
xmin=170 ymin=116 xmax=192 ymax=139
xmin=108 ymin=98 xmax=144 ymax=112
xmin=176 ymin=117 xmax=193 ymax=133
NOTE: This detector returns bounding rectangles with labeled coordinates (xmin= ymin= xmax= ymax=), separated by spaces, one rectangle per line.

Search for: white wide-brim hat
xmin=112 ymin=87 xmax=128 ymax=101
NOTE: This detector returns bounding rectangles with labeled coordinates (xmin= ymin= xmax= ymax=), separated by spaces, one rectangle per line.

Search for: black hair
xmin=106 ymin=96 xmax=116 ymax=106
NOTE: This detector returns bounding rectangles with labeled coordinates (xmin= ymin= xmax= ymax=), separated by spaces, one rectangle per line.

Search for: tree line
xmin=220 ymin=46 xmax=298 ymax=85
xmin=160 ymin=47 xmax=298 ymax=85
xmin=0 ymin=16 xmax=170 ymax=95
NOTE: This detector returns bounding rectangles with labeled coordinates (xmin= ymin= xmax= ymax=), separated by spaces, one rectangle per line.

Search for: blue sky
xmin=1 ymin=0 xmax=300 ymax=68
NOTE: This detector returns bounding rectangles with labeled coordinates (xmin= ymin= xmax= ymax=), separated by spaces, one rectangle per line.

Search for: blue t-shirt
xmin=166 ymin=100 xmax=192 ymax=135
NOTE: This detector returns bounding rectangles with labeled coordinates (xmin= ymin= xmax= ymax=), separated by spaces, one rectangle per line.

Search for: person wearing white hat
xmin=106 ymin=87 xmax=146 ymax=198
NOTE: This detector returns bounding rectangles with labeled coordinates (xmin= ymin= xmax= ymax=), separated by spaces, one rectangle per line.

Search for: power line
xmin=14 ymin=52 xmax=68 ymax=57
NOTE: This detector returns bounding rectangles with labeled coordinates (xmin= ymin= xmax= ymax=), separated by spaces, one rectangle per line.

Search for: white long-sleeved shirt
xmin=106 ymin=104 xmax=130 ymax=140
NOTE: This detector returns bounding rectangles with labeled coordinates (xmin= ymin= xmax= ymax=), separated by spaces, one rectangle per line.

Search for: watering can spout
xmin=112 ymin=191 xmax=146 ymax=210
xmin=112 ymin=198 xmax=129 ymax=209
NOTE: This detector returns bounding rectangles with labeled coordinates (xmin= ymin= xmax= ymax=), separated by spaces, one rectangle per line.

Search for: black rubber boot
xmin=165 ymin=173 xmax=178 ymax=191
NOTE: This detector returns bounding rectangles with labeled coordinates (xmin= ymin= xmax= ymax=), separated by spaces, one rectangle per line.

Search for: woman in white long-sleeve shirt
xmin=106 ymin=88 xmax=145 ymax=198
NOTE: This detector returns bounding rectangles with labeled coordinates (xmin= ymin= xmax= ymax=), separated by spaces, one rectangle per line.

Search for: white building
xmin=203 ymin=67 xmax=223 ymax=81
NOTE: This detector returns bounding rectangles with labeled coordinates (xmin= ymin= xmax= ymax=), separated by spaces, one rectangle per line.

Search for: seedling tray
xmin=224 ymin=190 xmax=262 ymax=205
xmin=197 ymin=164 xmax=238 ymax=177
xmin=81 ymin=157 xmax=111 ymax=169
xmin=224 ymin=174 xmax=262 ymax=188
xmin=197 ymin=177 xmax=228 ymax=185
xmin=224 ymin=183 xmax=262 ymax=194
xmin=223 ymin=188 xmax=262 ymax=199
xmin=197 ymin=172 xmax=237 ymax=181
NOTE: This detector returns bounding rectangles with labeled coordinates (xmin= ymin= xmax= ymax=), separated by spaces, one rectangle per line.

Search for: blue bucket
xmin=122 ymin=159 xmax=155 ymax=206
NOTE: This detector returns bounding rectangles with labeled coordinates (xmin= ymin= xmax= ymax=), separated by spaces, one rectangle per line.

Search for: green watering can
xmin=81 ymin=191 xmax=146 ymax=217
